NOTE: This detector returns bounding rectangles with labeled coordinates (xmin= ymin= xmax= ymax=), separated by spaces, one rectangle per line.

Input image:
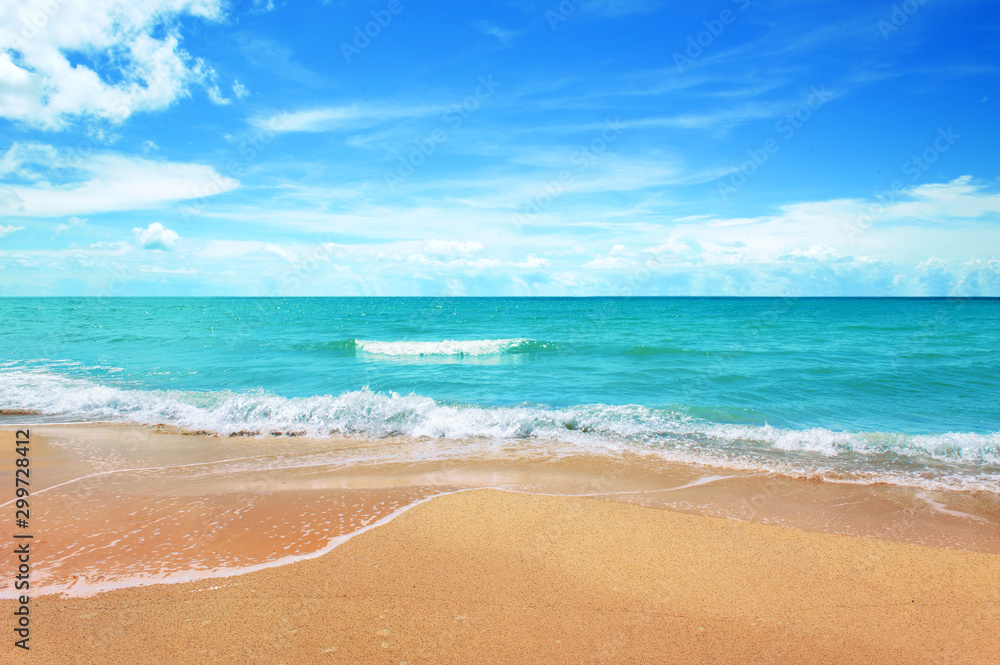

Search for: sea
xmin=1 ymin=297 xmax=998 ymax=493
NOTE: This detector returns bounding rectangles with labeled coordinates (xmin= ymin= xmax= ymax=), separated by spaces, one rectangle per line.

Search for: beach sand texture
xmin=1 ymin=425 xmax=998 ymax=664
xmin=3 ymin=488 xmax=997 ymax=664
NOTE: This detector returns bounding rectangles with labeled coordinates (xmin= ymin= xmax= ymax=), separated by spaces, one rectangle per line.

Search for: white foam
xmin=2 ymin=369 xmax=997 ymax=492
xmin=0 ymin=490 xmax=455 ymax=599
xmin=356 ymin=338 xmax=530 ymax=356
xmin=0 ymin=479 xmax=743 ymax=599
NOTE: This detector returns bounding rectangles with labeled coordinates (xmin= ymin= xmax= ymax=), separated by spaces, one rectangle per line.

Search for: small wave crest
xmin=290 ymin=339 xmax=358 ymax=352
xmin=355 ymin=338 xmax=550 ymax=356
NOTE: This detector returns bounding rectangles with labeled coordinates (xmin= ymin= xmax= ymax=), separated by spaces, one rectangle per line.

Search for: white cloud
xmin=633 ymin=105 xmax=783 ymax=130
xmin=206 ymin=85 xmax=229 ymax=105
xmin=54 ymin=216 xmax=87 ymax=235
xmin=422 ymin=239 xmax=485 ymax=258
xmin=0 ymin=0 xmax=225 ymax=129
xmin=0 ymin=142 xmax=59 ymax=179
xmin=788 ymin=243 xmax=839 ymax=261
xmin=0 ymin=142 xmax=238 ymax=217
xmin=0 ymin=224 xmax=25 ymax=239
xmin=642 ymin=176 xmax=1000 ymax=266
xmin=263 ymin=243 xmax=300 ymax=263
xmin=232 ymin=79 xmax=249 ymax=100
xmin=133 ymin=222 xmax=179 ymax=250
xmin=203 ymin=66 xmax=232 ymax=105
xmin=917 ymin=257 xmax=948 ymax=272
xmin=516 ymin=253 xmax=550 ymax=268
xmin=474 ymin=21 xmax=515 ymax=46
xmin=882 ymin=176 xmax=1000 ymax=220
xmin=570 ymin=178 xmax=999 ymax=290
xmin=253 ymin=104 xmax=442 ymax=133
xmin=88 ymin=240 xmax=131 ymax=253
xmin=7 ymin=176 xmax=986 ymax=296
xmin=583 ymin=255 xmax=632 ymax=270
xmin=136 ymin=264 xmax=196 ymax=274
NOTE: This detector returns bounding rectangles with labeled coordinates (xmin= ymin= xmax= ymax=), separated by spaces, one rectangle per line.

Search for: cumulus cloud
xmin=0 ymin=0 xmax=226 ymax=130
xmin=787 ymin=244 xmax=839 ymax=261
xmin=580 ymin=176 xmax=1000 ymax=270
xmin=133 ymin=222 xmax=179 ymax=250
xmin=5 ymin=173 xmax=995 ymax=296
xmin=516 ymin=254 xmax=551 ymax=269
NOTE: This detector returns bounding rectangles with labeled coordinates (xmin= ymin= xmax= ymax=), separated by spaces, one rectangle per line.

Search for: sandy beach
xmin=3 ymin=0 xmax=1000 ymax=659
xmin=1 ymin=425 xmax=998 ymax=664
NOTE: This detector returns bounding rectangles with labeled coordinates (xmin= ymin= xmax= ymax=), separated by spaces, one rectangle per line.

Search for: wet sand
xmin=1 ymin=425 xmax=998 ymax=663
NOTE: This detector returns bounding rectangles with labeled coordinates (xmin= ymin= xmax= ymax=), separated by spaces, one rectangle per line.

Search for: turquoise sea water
xmin=1 ymin=297 xmax=998 ymax=491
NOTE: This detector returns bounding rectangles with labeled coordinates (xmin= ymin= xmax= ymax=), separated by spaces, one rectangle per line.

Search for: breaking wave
xmin=2 ymin=369 xmax=998 ymax=492
xmin=290 ymin=338 xmax=555 ymax=357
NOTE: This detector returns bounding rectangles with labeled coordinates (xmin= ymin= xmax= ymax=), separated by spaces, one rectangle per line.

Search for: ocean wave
xmin=355 ymin=338 xmax=551 ymax=356
xmin=290 ymin=339 xmax=359 ymax=352
xmin=289 ymin=338 xmax=554 ymax=356
xmin=2 ymin=370 xmax=997 ymax=491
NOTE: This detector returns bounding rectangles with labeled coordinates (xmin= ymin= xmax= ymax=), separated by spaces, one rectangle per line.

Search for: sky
xmin=0 ymin=0 xmax=998 ymax=297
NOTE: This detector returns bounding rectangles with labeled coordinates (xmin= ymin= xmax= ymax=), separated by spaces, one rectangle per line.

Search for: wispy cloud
xmin=0 ymin=143 xmax=238 ymax=217
xmin=252 ymin=103 xmax=444 ymax=133
xmin=0 ymin=225 xmax=25 ymax=240
xmin=474 ymin=20 xmax=517 ymax=46
xmin=233 ymin=34 xmax=329 ymax=87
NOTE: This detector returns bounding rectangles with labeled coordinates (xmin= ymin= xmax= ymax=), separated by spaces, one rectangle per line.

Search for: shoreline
xmin=2 ymin=423 xmax=998 ymax=598
xmin=1 ymin=423 xmax=998 ymax=662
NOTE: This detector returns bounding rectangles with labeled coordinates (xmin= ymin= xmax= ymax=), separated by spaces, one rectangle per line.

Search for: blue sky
xmin=1 ymin=0 xmax=998 ymax=296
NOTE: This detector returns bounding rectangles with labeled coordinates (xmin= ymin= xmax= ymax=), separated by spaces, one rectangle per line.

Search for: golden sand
xmin=3 ymin=489 xmax=996 ymax=664
xmin=1 ymin=425 xmax=998 ymax=663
